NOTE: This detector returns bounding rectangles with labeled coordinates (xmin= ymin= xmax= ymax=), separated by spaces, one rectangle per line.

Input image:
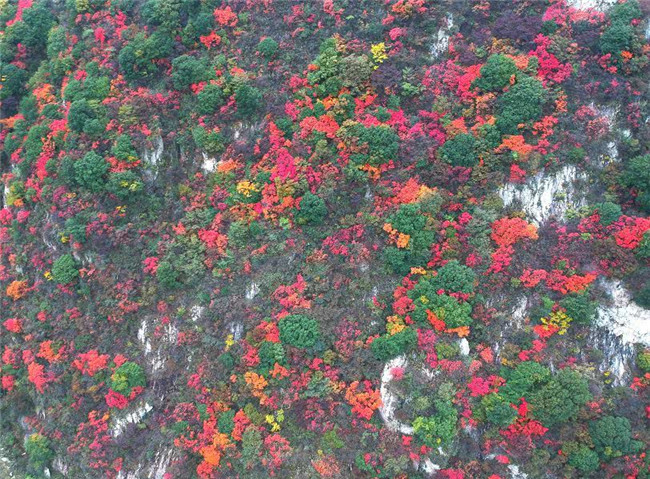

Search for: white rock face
xmin=566 ymin=0 xmax=615 ymax=10
xmin=499 ymin=165 xmax=587 ymax=225
xmin=143 ymin=135 xmax=164 ymax=180
xmin=190 ymin=305 xmax=204 ymax=322
xmin=138 ymin=318 xmax=179 ymax=374
xmin=508 ymin=464 xmax=529 ymax=479
xmin=245 ymin=281 xmax=260 ymax=300
xmin=596 ymin=279 xmax=650 ymax=346
xmin=430 ymin=13 xmax=453 ymax=58
xmin=116 ymin=446 xmax=175 ymax=479
xmin=379 ymin=355 xmax=413 ymax=435
xmin=229 ymin=320 xmax=244 ymax=341
xmin=110 ymin=402 xmax=153 ymax=437
xmin=459 ymin=338 xmax=470 ymax=356
xmin=201 ymin=152 xmax=217 ymax=173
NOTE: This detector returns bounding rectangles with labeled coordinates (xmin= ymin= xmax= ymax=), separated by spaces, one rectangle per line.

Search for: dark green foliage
xmin=481 ymin=393 xmax=517 ymax=427
xmin=51 ymin=254 xmax=79 ymax=285
xmin=193 ymin=127 xmax=225 ymax=156
xmin=197 ymin=83 xmax=225 ymax=115
xmin=112 ymin=135 xmax=138 ymax=162
xmin=371 ymin=328 xmax=417 ymax=361
xmin=110 ymin=361 xmax=146 ymax=395
xmin=496 ymin=76 xmax=546 ymax=134
xmin=472 ymin=54 xmax=518 ymax=92
xmin=590 ymin=416 xmax=642 ymax=458
xmin=568 ymin=446 xmax=600 ymax=473
xmin=529 ymin=369 xmax=591 ymax=427
xmin=560 ymin=294 xmax=596 ymax=325
xmin=235 ymin=84 xmax=263 ymax=119
xmin=156 ymin=260 xmax=180 ymax=289
xmin=340 ymin=55 xmax=373 ymax=89
xmin=383 ymin=203 xmax=435 ymax=274
xmin=279 ymin=314 xmax=320 ymax=349
xmin=600 ymin=0 xmax=641 ymax=55
xmin=439 ymin=133 xmax=478 ymax=167
xmin=600 ymin=22 xmax=634 ymax=55
xmin=296 ymin=192 xmax=328 ymax=225
xmin=409 ymin=292 xmax=473 ymax=329
xmin=64 ymin=216 xmax=87 ymax=243
xmin=171 ymin=55 xmax=213 ymax=90
xmin=25 ymin=433 xmax=54 ymax=471
xmin=74 ymin=152 xmax=109 ymax=192
xmin=358 ymin=125 xmax=399 ymax=166
xmin=622 ymin=155 xmax=650 ymax=212
xmin=118 ymin=31 xmax=173 ymax=83
xmin=428 ymin=260 xmax=476 ymax=294
xmin=257 ymin=38 xmax=279 ymax=59
xmin=107 ymin=171 xmax=144 ymax=200
xmin=636 ymin=350 xmax=650 ymax=373
xmin=413 ymin=397 xmax=458 ymax=447
xmin=637 ymin=231 xmax=650 ymax=259
xmin=594 ymin=202 xmax=622 ymax=226
xmin=634 ymin=283 xmax=650 ymax=308
xmin=258 ymin=341 xmax=285 ymax=371
xmin=500 ymin=361 xmax=551 ymax=403
xmin=67 ymin=99 xmax=97 ymax=133
xmin=218 ymin=410 xmax=236 ymax=435
xmin=0 ymin=64 xmax=28 ymax=101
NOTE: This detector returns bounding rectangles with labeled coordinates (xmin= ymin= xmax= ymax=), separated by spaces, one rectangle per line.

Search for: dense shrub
xmin=594 ymin=202 xmax=622 ymax=226
xmin=590 ymin=416 xmax=643 ymax=458
xmin=439 ymin=133 xmax=478 ymax=167
xmin=371 ymin=328 xmax=417 ymax=361
xmin=496 ymin=76 xmax=546 ymax=134
xmin=74 ymin=151 xmax=109 ymax=192
xmin=529 ymin=369 xmax=591 ymax=427
xmin=472 ymin=54 xmax=518 ymax=92
xmin=279 ymin=314 xmax=320 ymax=348
xmin=257 ymin=38 xmax=279 ymax=59
xmin=110 ymin=361 xmax=146 ymax=395
xmin=296 ymin=193 xmax=328 ymax=225
xmin=51 ymin=254 xmax=79 ymax=284
xmin=559 ymin=294 xmax=596 ymax=325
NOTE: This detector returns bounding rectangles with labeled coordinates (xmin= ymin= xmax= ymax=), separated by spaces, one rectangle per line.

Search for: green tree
xmin=481 ymin=393 xmax=517 ymax=427
xmin=296 ymin=192 xmax=328 ymax=225
xmin=600 ymin=22 xmax=634 ymax=55
xmin=25 ymin=433 xmax=54 ymax=472
xmin=370 ymin=328 xmax=417 ymax=361
xmin=568 ymin=446 xmax=600 ymax=474
xmin=197 ymin=83 xmax=225 ymax=115
xmin=257 ymin=37 xmax=279 ymax=59
xmin=279 ymin=314 xmax=320 ymax=348
xmin=472 ymin=54 xmax=518 ymax=92
xmin=428 ymin=260 xmax=476 ymax=294
xmin=110 ymin=361 xmax=146 ymax=395
xmin=51 ymin=254 xmax=79 ymax=285
xmin=594 ymin=201 xmax=622 ymax=226
xmin=560 ymin=294 xmax=596 ymax=325
xmin=156 ymin=260 xmax=180 ymax=288
xmin=235 ymin=83 xmax=263 ymax=119
xmin=622 ymin=155 xmax=650 ymax=212
xmin=637 ymin=350 xmax=650 ymax=373
xmin=439 ymin=133 xmax=478 ymax=167
xmin=529 ymin=369 xmax=591 ymax=427
xmin=589 ymin=416 xmax=642 ymax=459
xmin=496 ymin=76 xmax=546 ymax=134
xmin=74 ymin=151 xmax=109 ymax=192
xmin=412 ymin=398 xmax=458 ymax=447
xmin=107 ymin=171 xmax=144 ymax=200
xmin=499 ymin=361 xmax=551 ymax=403
xmin=171 ymin=54 xmax=213 ymax=90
